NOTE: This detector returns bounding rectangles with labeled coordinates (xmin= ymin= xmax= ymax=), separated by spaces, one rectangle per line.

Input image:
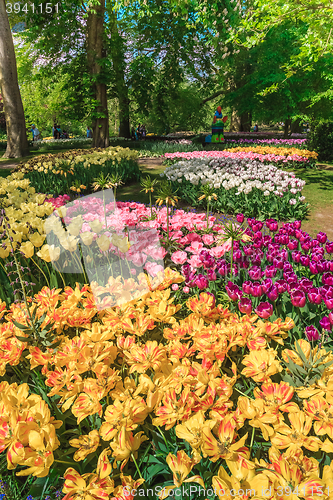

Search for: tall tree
xmin=0 ymin=0 xmax=29 ymax=157
xmin=87 ymin=0 xmax=110 ymax=147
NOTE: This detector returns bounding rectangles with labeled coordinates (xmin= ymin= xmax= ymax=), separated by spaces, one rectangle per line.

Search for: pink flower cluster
xmin=45 ymin=194 xmax=71 ymax=208
xmin=164 ymin=150 xmax=311 ymax=164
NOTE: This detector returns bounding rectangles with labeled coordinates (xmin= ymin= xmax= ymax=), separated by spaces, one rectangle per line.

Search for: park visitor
xmin=31 ymin=124 xmax=40 ymax=141
xmin=87 ymin=126 xmax=93 ymax=138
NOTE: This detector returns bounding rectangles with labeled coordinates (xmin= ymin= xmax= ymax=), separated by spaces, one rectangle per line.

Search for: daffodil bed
xmin=14 ymin=146 xmax=140 ymax=196
xmin=2 ymin=268 xmax=333 ymax=500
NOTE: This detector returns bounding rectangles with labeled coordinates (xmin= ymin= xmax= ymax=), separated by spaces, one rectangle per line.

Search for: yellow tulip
xmin=20 ymin=241 xmax=34 ymax=258
xmin=80 ymin=232 xmax=94 ymax=246
xmin=97 ymin=235 xmax=110 ymax=252
xmin=67 ymin=216 xmax=83 ymax=237
xmin=111 ymin=234 xmax=130 ymax=253
xmin=89 ymin=219 xmax=104 ymax=233
xmin=29 ymin=232 xmax=46 ymax=248
xmin=37 ymin=244 xmax=52 ymax=262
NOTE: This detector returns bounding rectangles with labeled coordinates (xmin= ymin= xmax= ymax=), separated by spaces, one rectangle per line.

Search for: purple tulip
xmin=265 ymin=266 xmax=277 ymax=278
xmin=309 ymin=262 xmax=319 ymax=274
xmin=266 ymin=219 xmax=278 ymax=231
xmin=292 ymin=251 xmax=301 ymax=263
xmin=329 ymin=312 xmax=333 ymax=325
xmin=326 ymin=242 xmax=333 ymax=254
xmin=262 ymin=278 xmax=273 ymax=293
xmin=305 ymin=325 xmax=320 ymax=342
xmin=284 ymin=273 xmax=298 ymax=284
xmin=294 ymin=221 xmax=302 ymax=230
xmin=182 ymin=264 xmax=191 ymax=277
xmin=301 ymin=241 xmax=311 ymax=252
xmin=243 ymin=246 xmax=253 ymax=256
xmin=275 ymin=279 xmax=288 ymax=293
xmin=311 ymin=252 xmax=324 ymax=263
xmin=322 ymin=273 xmax=333 ymax=286
xmin=317 ymin=232 xmax=327 ymax=244
xmin=288 ymin=282 xmax=300 ymax=293
xmin=308 ymin=287 xmax=322 ymax=305
xmin=266 ymin=286 xmax=279 ymax=302
xmin=241 ymin=280 xmax=253 ymax=296
xmin=217 ymin=263 xmax=228 ymax=276
xmin=233 ymin=249 xmax=243 ymax=262
xmin=236 ymin=213 xmax=245 ymax=223
xmin=251 ymin=281 xmax=264 ymax=297
xmin=255 ymin=301 xmax=273 ymax=319
xmin=290 ymin=289 xmax=306 ymax=308
xmin=252 ymin=221 xmax=263 ymax=232
xmin=299 ymin=278 xmax=313 ymax=292
xmin=263 ymin=235 xmax=272 ymax=247
xmin=324 ymin=297 xmax=333 ymax=310
xmin=248 ymin=266 xmax=262 ymax=280
xmin=320 ymin=316 xmax=332 ymax=331
xmin=279 ymin=235 xmax=289 ymax=245
xmin=320 ymin=285 xmax=333 ymax=299
xmin=207 ymin=269 xmax=217 ymax=281
xmin=300 ymin=255 xmax=310 ymax=267
xmin=317 ymin=261 xmax=326 ymax=273
xmin=273 ymin=256 xmax=284 ymax=269
xmin=288 ymin=240 xmax=298 ymax=251
xmin=194 ymin=274 xmax=209 ymax=290
xmin=226 ymin=281 xmax=243 ymax=301
xmin=311 ymin=239 xmax=320 ymax=248
xmin=238 ymin=297 xmax=252 ymax=315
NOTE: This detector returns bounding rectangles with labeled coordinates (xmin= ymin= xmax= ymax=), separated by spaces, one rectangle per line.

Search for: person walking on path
xmin=87 ymin=126 xmax=93 ymax=138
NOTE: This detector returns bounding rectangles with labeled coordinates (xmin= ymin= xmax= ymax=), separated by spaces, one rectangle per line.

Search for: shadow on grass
xmin=285 ymin=166 xmax=333 ymax=191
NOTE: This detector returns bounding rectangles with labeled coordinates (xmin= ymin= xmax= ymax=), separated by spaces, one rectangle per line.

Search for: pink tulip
xmin=171 ymin=251 xmax=188 ymax=265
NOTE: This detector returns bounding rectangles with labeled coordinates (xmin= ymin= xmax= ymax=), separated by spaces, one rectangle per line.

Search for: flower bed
xmin=32 ymin=137 xmax=93 ymax=150
xmin=16 ymin=146 xmax=141 ymax=196
xmin=2 ymin=271 xmax=333 ymax=500
xmin=225 ymin=138 xmax=308 ymax=148
xmin=162 ymin=158 xmax=307 ymax=220
xmin=1 ymin=176 xmax=333 ymax=499
xmin=164 ymin=149 xmax=314 ymax=168
xmin=170 ymin=216 xmax=333 ymax=338
xmin=225 ymin=146 xmax=317 ymax=163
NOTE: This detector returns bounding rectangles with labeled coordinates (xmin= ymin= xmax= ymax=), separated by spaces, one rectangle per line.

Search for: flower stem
xmin=131 ymin=453 xmax=143 ymax=479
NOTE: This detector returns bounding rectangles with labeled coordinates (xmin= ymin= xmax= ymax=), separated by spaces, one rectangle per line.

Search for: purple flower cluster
xmin=225 ymin=138 xmax=307 ymax=147
xmin=180 ymin=216 xmax=333 ymax=339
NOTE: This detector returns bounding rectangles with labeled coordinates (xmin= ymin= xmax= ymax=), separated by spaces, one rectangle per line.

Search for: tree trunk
xmin=109 ymin=10 xmax=130 ymax=138
xmin=229 ymin=109 xmax=240 ymax=132
xmin=0 ymin=1 xmax=29 ymax=158
xmin=239 ymin=112 xmax=251 ymax=132
xmin=283 ymin=117 xmax=292 ymax=138
xmin=87 ymin=0 xmax=109 ymax=149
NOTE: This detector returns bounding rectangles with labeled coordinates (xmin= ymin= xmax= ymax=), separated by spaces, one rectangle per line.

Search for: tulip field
xmin=1 ymin=140 xmax=333 ymax=500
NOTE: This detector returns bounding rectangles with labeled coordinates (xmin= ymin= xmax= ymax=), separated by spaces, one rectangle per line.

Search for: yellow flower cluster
xmin=2 ymin=270 xmax=333 ymax=498
xmin=72 ymin=146 xmax=138 ymax=170
xmin=16 ymin=148 xmax=104 ymax=174
xmin=0 ymin=381 xmax=62 ymax=477
xmin=226 ymin=146 xmax=318 ymax=160
xmin=0 ymin=172 xmax=54 ymax=258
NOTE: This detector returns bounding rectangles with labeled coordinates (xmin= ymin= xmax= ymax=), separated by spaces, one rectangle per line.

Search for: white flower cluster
xmin=162 ymin=158 xmax=306 ymax=198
